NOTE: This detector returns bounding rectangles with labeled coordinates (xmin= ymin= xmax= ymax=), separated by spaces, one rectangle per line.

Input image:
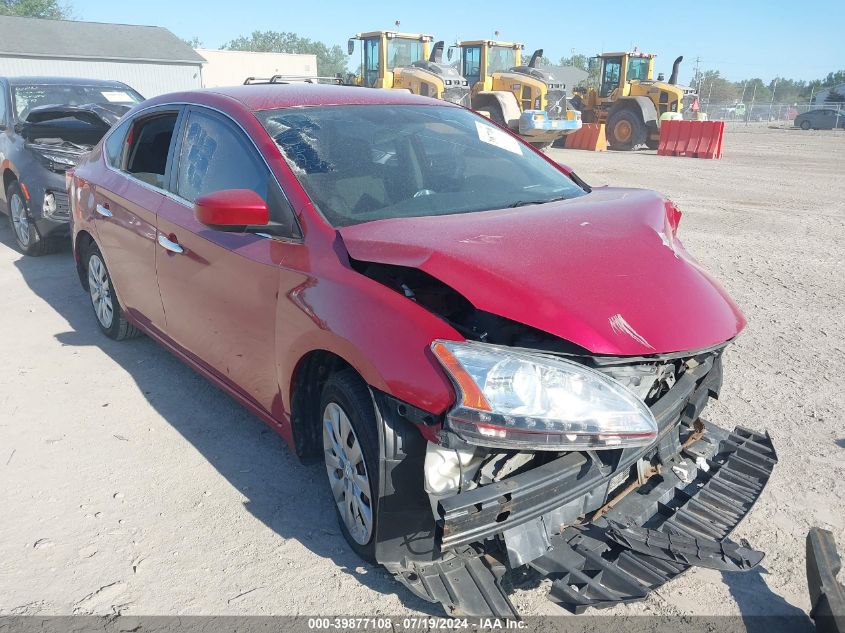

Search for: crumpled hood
xmin=338 ymin=187 xmax=745 ymax=356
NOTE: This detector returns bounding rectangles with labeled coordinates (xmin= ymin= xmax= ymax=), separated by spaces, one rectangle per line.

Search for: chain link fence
xmin=696 ymin=100 xmax=845 ymax=125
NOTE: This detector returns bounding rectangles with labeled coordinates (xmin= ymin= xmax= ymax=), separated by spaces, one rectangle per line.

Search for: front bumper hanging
xmin=393 ymin=424 xmax=776 ymax=617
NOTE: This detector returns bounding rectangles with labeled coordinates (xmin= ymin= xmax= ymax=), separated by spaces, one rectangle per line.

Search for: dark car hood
xmin=338 ymin=187 xmax=745 ymax=356
xmin=24 ymin=103 xmax=129 ymax=126
xmin=19 ymin=103 xmax=129 ymax=146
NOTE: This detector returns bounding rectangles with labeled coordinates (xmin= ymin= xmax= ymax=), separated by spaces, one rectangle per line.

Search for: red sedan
xmin=68 ymin=84 xmax=775 ymax=617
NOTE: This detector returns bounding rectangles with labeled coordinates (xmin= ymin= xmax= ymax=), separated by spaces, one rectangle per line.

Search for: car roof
xmin=3 ymin=76 xmax=131 ymax=88
xmin=178 ymin=84 xmax=458 ymax=112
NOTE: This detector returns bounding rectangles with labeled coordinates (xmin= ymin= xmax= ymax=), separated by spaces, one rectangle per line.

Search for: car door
xmin=155 ymin=106 xmax=301 ymax=415
xmin=93 ymin=106 xmax=183 ymax=333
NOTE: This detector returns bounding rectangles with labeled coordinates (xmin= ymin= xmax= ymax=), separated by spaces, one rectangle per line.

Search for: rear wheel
xmin=85 ymin=242 xmax=140 ymax=340
xmin=7 ymin=181 xmax=51 ymax=256
xmin=607 ymin=108 xmax=648 ymax=150
xmin=320 ymin=369 xmax=380 ymax=563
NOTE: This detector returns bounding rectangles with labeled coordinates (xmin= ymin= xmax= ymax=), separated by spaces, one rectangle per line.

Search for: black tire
xmin=6 ymin=181 xmax=52 ymax=256
xmin=800 ymin=120 xmax=811 ymax=130
xmin=84 ymin=241 xmax=140 ymax=340
xmin=606 ymin=108 xmax=648 ymax=150
xmin=320 ymin=369 xmax=380 ymax=564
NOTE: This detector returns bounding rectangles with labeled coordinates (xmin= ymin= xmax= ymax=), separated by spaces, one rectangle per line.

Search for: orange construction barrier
xmin=564 ymin=123 xmax=608 ymax=151
xmin=657 ymin=120 xmax=724 ymax=159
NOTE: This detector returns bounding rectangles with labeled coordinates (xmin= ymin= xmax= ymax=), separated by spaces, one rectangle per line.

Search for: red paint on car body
xmin=70 ymin=85 xmax=745 ymax=456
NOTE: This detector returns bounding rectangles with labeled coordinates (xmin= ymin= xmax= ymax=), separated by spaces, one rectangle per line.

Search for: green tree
xmin=222 ymin=31 xmax=347 ymax=76
xmin=182 ymin=36 xmax=203 ymax=48
xmin=559 ymin=53 xmax=589 ymax=71
xmin=697 ymin=70 xmax=739 ymax=103
xmin=0 ymin=0 xmax=69 ymax=19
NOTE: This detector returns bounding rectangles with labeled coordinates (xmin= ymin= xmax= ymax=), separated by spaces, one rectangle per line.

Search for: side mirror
xmin=194 ymin=189 xmax=268 ymax=230
xmin=347 ymin=39 xmax=355 ymax=56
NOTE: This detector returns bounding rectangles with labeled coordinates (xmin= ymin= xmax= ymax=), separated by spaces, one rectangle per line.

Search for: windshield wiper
xmin=508 ymin=196 xmax=570 ymax=208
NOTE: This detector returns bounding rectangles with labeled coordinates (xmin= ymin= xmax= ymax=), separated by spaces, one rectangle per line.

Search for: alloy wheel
xmin=88 ymin=254 xmax=114 ymax=329
xmin=10 ymin=193 xmax=30 ymax=246
xmin=322 ymin=401 xmax=374 ymax=545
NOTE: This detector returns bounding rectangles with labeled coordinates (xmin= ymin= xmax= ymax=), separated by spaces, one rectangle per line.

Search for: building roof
xmin=539 ymin=64 xmax=589 ymax=89
xmin=146 ymin=84 xmax=451 ymax=112
xmin=0 ymin=16 xmax=205 ymax=64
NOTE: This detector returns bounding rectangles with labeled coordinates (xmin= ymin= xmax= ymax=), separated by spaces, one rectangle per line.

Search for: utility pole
xmin=694 ymin=56 xmax=702 ymax=94
xmin=770 ymin=79 xmax=777 ymax=121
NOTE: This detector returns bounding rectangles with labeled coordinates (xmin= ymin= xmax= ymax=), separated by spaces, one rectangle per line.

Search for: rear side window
xmin=125 ymin=113 xmax=179 ymax=189
xmin=176 ymin=108 xmax=300 ymax=238
xmin=104 ymin=120 xmax=130 ymax=168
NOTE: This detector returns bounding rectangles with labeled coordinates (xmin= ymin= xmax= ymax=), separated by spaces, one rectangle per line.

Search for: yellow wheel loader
xmin=449 ymin=39 xmax=581 ymax=148
xmin=571 ymin=51 xmax=699 ymax=150
xmin=347 ymin=31 xmax=470 ymax=105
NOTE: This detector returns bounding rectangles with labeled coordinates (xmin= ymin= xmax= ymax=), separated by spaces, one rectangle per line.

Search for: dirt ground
xmin=1 ymin=125 xmax=843 ymax=625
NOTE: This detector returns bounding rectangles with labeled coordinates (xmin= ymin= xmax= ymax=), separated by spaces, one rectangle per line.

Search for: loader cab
xmin=453 ymin=40 xmax=523 ymax=92
xmin=349 ymin=31 xmax=431 ymax=88
xmin=594 ymin=51 xmax=655 ymax=98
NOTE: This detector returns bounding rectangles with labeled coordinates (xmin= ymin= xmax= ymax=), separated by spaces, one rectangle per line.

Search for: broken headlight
xmin=432 ymin=340 xmax=657 ymax=451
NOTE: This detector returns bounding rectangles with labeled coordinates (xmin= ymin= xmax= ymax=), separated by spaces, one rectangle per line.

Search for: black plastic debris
xmin=392 ymin=548 xmax=519 ymax=618
xmin=604 ymin=520 xmax=764 ymax=571
xmin=807 ymin=527 xmax=845 ymax=633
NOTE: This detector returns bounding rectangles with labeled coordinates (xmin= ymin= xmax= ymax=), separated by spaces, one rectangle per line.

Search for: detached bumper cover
xmin=394 ymin=424 xmax=776 ymax=617
xmin=530 ymin=425 xmax=775 ymax=613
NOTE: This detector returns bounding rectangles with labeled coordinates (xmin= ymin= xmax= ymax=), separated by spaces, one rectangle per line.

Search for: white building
xmin=0 ymin=15 xmax=205 ymax=98
xmin=197 ymin=49 xmax=317 ymax=87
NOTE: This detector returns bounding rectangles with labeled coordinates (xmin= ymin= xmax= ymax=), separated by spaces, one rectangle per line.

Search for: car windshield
xmin=258 ymin=104 xmax=587 ymax=227
xmin=12 ymin=84 xmax=142 ymax=121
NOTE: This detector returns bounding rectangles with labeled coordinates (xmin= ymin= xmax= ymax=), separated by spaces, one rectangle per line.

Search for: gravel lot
xmin=1 ymin=125 xmax=842 ymax=625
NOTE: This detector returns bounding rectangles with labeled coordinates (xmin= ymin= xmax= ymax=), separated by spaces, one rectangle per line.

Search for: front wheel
xmin=800 ymin=120 xmax=811 ymax=130
xmin=85 ymin=242 xmax=140 ymax=340
xmin=321 ymin=370 xmax=380 ymax=563
xmin=606 ymin=109 xmax=648 ymax=150
xmin=7 ymin=181 xmax=51 ymax=256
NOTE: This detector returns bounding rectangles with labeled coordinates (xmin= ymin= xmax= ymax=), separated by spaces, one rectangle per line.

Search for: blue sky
xmin=71 ymin=0 xmax=842 ymax=83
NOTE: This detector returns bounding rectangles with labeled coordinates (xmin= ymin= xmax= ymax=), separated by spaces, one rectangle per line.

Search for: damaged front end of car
xmin=337 ymin=190 xmax=776 ymax=617
xmin=369 ymin=342 xmax=776 ymax=617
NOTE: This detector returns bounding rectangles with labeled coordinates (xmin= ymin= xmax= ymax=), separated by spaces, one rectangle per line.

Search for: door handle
xmin=157 ymin=233 xmax=184 ymax=254
xmin=95 ymin=203 xmax=112 ymax=217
